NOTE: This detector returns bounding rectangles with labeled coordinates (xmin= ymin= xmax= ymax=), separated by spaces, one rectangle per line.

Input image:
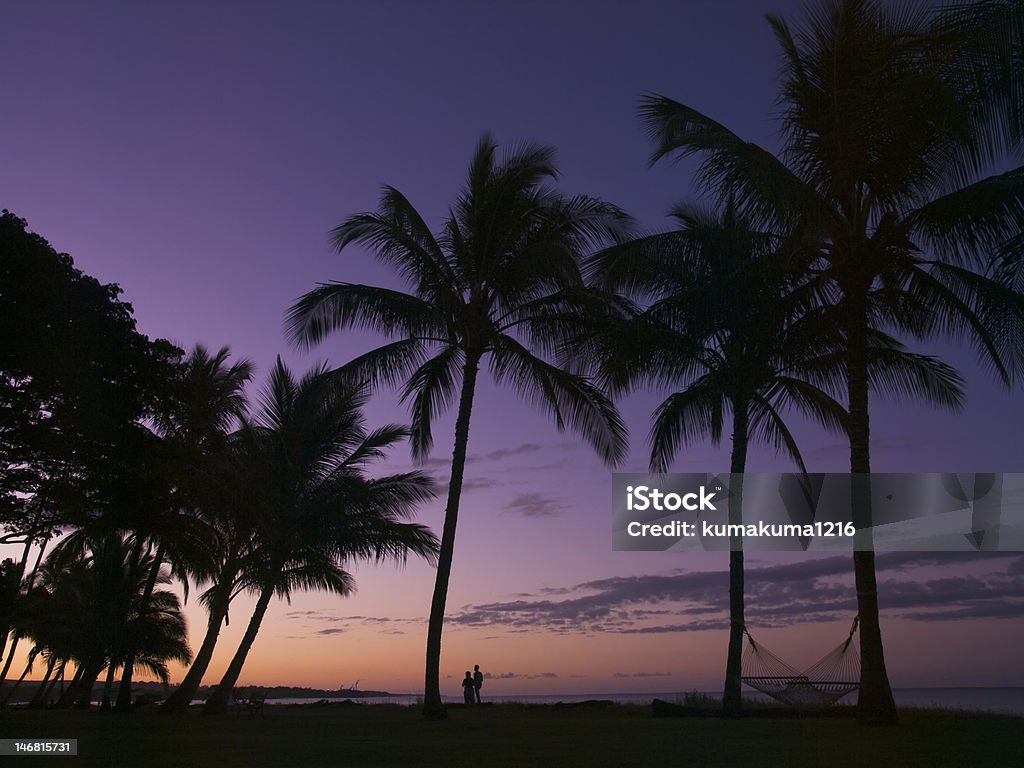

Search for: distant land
xmin=203 ymin=684 xmax=394 ymax=699
xmin=0 ymin=681 xmax=394 ymax=706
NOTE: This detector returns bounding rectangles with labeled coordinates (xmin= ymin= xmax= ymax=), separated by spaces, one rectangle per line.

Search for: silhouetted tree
xmin=202 ymin=360 xmax=438 ymax=715
xmin=116 ymin=345 xmax=253 ymax=711
xmin=25 ymin=532 xmax=190 ymax=709
xmin=159 ymin=347 xmax=255 ymax=714
xmin=638 ymin=0 xmax=1024 ymax=724
xmin=287 ymin=134 xmax=630 ymax=718
xmin=0 ymin=210 xmax=179 ymax=664
xmin=587 ymin=201 xmax=962 ymax=714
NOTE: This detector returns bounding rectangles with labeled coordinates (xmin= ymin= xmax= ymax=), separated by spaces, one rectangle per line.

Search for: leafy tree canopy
xmin=0 ymin=210 xmax=181 ymax=543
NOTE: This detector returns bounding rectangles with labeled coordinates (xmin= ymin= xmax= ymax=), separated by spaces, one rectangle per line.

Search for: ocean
xmin=267 ymin=687 xmax=1024 ymax=716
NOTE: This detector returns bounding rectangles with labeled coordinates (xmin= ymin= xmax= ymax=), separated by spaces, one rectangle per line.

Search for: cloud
xmin=447 ymin=552 xmax=1024 ymax=635
xmin=505 ymin=492 xmax=566 ymax=518
xmin=282 ymin=612 xmax=423 ymax=636
xmin=459 ymin=476 xmax=503 ymax=491
xmin=400 ymin=443 xmax=546 ymax=473
xmin=612 ymin=671 xmax=672 ymax=678
xmin=484 ymin=671 xmax=559 ymax=680
xmin=482 ymin=443 xmax=544 ymax=461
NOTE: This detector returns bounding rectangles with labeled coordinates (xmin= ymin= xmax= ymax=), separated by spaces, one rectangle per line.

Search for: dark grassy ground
xmin=0 ymin=703 xmax=1021 ymax=768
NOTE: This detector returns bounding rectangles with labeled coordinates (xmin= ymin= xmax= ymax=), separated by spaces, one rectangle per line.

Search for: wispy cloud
xmin=612 ymin=671 xmax=672 ymax=678
xmin=282 ymin=611 xmax=423 ymax=637
xmin=482 ymin=444 xmax=544 ymax=461
xmin=505 ymin=492 xmax=567 ymax=518
xmin=485 ymin=671 xmax=559 ymax=680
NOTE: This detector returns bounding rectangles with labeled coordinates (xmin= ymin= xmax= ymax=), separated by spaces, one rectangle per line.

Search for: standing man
xmin=473 ymin=664 xmax=483 ymax=704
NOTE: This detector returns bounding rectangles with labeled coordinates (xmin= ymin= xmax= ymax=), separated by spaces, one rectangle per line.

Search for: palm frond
xmin=400 ymin=347 xmax=464 ymax=461
xmin=637 ymin=93 xmax=829 ymax=226
xmin=286 ymin=283 xmax=441 ymax=350
xmin=648 ymin=380 xmax=725 ymax=473
xmin=330 ymin=186 xmax=458 ymax=300
xmin=488 ymin=334 xmax=627 ymax=466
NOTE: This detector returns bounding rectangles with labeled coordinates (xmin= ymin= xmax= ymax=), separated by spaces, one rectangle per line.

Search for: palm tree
xmin=587 ymin=201 xmax=963 ymax=713
xmin=637 ymin=0 xmax=1024 ymax=724
xmin=27 ymin=532 xmax=191 ymax=709
xmin=159 ymin=441 xmax=256 ymax=713
xmin=114 ymin=345 xmax=252 ymax=711
xmin=157 ymin=345 xmax=254 ymax=713
xmin=201 ymin=359 xmax=438 ymax=714
xmin=287 ymin=134 xmax=630 ymax=718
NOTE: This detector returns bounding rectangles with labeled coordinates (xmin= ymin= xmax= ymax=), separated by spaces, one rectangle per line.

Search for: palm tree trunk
xmin=55 ymin=665 xmax=83 ymax=708
xmin=38 ymin=660 xmax=66 ymax=708
xmin=100 ymin=661 xmax=118 ymax=710
xmin=423 ymin=352 xmax=482 ymax=720
xmin=28 ymin=657 xmax=57 ymax=708
xmin=73 ymin=655 xmax=105 ymax=709
xmin=202 ymin=585 xmax=274 ymax=715
xmin=161 ymin=571 xmax=235 ymax=714
xmin=0 ymin=634 xmax=22 ymax=687
xmin=0 ymin=540 xmax=33 ymax=669
xmin=115 ymin=543 xmax=166 ymax=712
xmin=722 ymin=400 xmax=750 ymax=716
xmin=847 ymin=308 xmax=898 ymax=726
xmin=0 ymin=656 xmax=34 ymax=706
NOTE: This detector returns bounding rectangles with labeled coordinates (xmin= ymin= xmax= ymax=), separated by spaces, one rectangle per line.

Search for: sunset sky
xmin=2 ymin=0 xmax=1022 ymax=697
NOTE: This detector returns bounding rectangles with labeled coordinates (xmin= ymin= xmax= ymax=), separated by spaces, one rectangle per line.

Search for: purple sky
xmin=2 ymin=1 xmax=1022 ymax=694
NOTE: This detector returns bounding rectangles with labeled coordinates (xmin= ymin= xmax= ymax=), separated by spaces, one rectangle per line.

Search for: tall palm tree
xmin=201 ymin=359 xmax=438 ymax=714
xmin=637 ymin=0 xmax=1024 ymax=724
xmin=586 ymin=201 xmax=963 ymax=714
xmin=115 ymin=345 xmax=252 ymax=711
xmin=287 ymin=134 xmax=631 ymax=718
xmin=159 ymin=441 xmax=256 ymax=713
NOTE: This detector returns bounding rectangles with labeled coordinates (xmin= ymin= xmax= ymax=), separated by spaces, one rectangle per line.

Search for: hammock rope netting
xmin=740 ymin=617 xmax=860 ymax=708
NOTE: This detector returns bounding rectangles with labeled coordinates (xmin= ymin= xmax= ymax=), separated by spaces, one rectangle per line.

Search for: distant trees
xmin=288 ymin=134 xmax=630 ymax=719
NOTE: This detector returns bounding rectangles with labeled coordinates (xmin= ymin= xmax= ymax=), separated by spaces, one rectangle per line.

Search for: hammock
xmin=741 ymin=617 xmax=860 ymax=708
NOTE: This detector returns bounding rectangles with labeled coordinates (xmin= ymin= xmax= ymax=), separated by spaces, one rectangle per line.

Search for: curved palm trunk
xmin=100 ymin=660 xmax=118 ymax=710
xmin=0 ymin=635 xmax=22 ymax=688
xmin=161 ymin=570 xmax=236 ymax=714
xmin=73 ymin=655 xmax=105 ymax=709
xmin=115 ymin=543 xmax=166 ymax=712
xmin=0 ymin=656 xmax=34 ymax=706
xmin=202 ymin=585 xmax=274 ymax=715
xmin=423 ymin=353 xmax=481 ymax=720
xmin=722 ymin=401 xmax=750 ymax=715
xmin=847 ymin=309 xmax=897 ymax=726
xmin=38 ymin=661 xmax=66 ymax=708
xmin=55 ymin=665 xmax=83 ymax=708
xmin=28 ymin=657 xmax=57 ymax=708
xmin=0 ymin=541 xmax=34 ymax=671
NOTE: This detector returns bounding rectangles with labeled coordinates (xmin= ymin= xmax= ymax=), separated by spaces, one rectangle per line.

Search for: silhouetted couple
xmin=462 ymin=664 xmax=483 ymax=706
